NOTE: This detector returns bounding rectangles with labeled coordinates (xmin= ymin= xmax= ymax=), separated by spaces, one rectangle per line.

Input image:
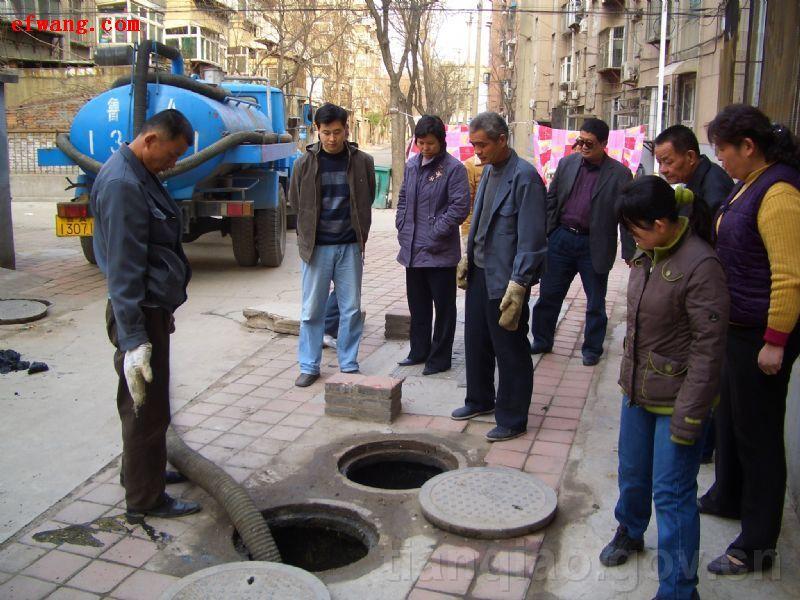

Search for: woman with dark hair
xmin=599 ymin=176 xmax=729 ymax=600
xmin=395 ymin=115 xmax=470 ymax=374
xmin=699 ymin=104 xmax=800 ymax=575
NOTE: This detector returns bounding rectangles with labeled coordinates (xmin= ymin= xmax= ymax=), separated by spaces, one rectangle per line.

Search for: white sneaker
xmin=323 ymin=335 xmax=337 ymax=349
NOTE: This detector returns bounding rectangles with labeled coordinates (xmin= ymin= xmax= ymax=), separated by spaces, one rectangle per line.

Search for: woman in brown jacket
xmin=599 ymin=176 xmax=729 ymax=600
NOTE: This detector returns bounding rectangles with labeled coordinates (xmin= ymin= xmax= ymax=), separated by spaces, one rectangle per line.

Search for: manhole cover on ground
xmin=419 ymin=467 xmax=558 ymax=539
xmin=159 ymin=561 xmax=330 ymax=600
xmin=0 ymin=299 xmax=49 ymax=324
xmin=232 ymin=503 xmax=378 ymax=573
xmin=338 ymin=439 xmax=460 ymax=491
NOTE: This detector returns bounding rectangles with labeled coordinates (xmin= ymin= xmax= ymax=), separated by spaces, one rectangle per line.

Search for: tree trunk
xmin=389 ymin=86 xmax=407 ymax=206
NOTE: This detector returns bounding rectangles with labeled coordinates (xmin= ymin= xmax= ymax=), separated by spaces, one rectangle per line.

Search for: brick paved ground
xmin=0 ymin=229 xmax=628 ymax=600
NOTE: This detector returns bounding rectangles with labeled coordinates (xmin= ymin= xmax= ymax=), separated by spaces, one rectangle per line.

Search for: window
xmin=676 ymin=73 xmax=696 ymax=128
xmin=96 ymin=3 xmax=163 ymax=45
xmin=598 ymin=27 xmax=624 ymax=70
xmin=560 ymin=56 xmax=572 ymax=84
xmin=647 ymin=0 xmax=672 ymax=43
xmin=640 ymin=86 xmax=670 ymax=138
xmin=165 ymin=25 xmax=225 ymax=66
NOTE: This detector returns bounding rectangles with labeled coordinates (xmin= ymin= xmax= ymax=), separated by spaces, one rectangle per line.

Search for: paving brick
xmin=427 ymin=417 xmax=467 ymax=433
xmin=169 ymin=412 xmax=207 ymax=428
xmin=0 ymin=574 xmax=57 ymax=599
xmin=489 ymin=550 xmax=536 ymax=577
xmin=294 ymin=401 xmax=326 ymax=415
xmin=228 ymin=421 xmax=273 ymax=437
xmin=541 ymin=416 xmax=579 ymax=431
xmin=265 ymin=398 xmax=303 ymax=412
xmin=551 ymin=395 xmax=585 ymax=408
xmin=265 ymin=425 xmax=306 ymax=442
xmin=216 ymin=406 xmax=253 ymax=420
xmin=180 ymin=427 xmax=223 ymax=445
xmin=203 ymin=392 xmax=241 ymax=405
xmin=235 ymin=374 xmax=269 ymax=386
xmin=246 ymin=385 xmax=284 ymax=399
xmin=250 ymin=409 xmax=288 ymax=424
xmin=536 ymin=427 xmax=575 ymax=444
xmin=54 ymin=501 xmax=110 ymax=525
xmin=530 ymin=440 xmax=571 ymax=458
xmin=247 ymin=437 xmax=288 ymax=455
xmin=226 ymin=450 xmax=273 ymax=470
xmin=234 ymin=394 xmax=271 ymax=409
xmin=523 ymin=454 xmax=567 ymax=475
xmin=429 ymin=544 xmax=482 ymax=568
xmin=100 ymin=537 xmax=159 ymax=567
xmin=221 ymin=383 xmax=257 ymax=396
xmin=544 ymin=406 xmax=582 ymax=420
xmin=213 ymin=433 xmax=256 ymax=450
xmin=222 ymin=465 xmax=251 ymax=483
xmin=392 ymin=414 xmax=433 ymax=428
xmin=470 ymin=572 xmax=531 ymax=599
xmin=198 ymin=444 xmax=237 ymax=464
xmin=198 ymin=415 xmax=241 ymax=432
xmin=484 ymin=448 xmax=527 ymax=470
xmin=67 ymin=560 xmax=134 ymax=594
xmin=81 ymin=484 xmax=125 ymax=506
xmin=59 ymin=532 xmax=124 ymax=559
xmin=47 ymin=588 xmax=101 ymax=599
xmin=0 ymin=544 xmax=48 ymax=572
xmin=110 ymin=569 xmax=180 ymax=600
xmin=279 ymin=413 xmax=319 ymax=428
xmin=22 ymin=550 xmax=90 ymax=583
xmin=407 ymin=589 xmax=460 ymax=599
xmin=490 ymin=436 xmax=533 ymax=453
xmin=415 ymin=561 xmax=474 ymax=596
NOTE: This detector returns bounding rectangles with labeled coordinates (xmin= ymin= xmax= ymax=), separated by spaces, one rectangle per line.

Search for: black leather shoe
xmin=582 ymin=354 xmax=600 ymax=366
xmin=485 ymin=426 xmax=526 ymax=442
xmin=530 ymin=342 xmax=552 ymax=355
xmin=398 ymin=357 xmax=425 ymax=366
xmin=422 ymin=365 xmax=449 ymax=376
xmin=451 ymin=405 xmax=494 ymax=421
xmin=120 ymin=470 xmax=187 ymax=487
xmin=295 ymin=373 xmax=319 ymax=387
xmin=599 ymin=525 xmax=644 ymax=567
xmin=707 ymin=553 xmax=754 ymax=575
xmin=127 ymin=494 xmax=201 ymax=519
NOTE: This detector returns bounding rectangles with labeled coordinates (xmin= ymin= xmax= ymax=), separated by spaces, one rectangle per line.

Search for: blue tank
xmin=68 ymin=82 xmax=274 ymax=194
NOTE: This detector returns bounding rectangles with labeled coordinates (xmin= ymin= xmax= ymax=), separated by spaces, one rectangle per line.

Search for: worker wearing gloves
xmin=91 ymin=109 xmax=200 ymax=519
xmin=451 ymin=112 xmax=548 ymax=442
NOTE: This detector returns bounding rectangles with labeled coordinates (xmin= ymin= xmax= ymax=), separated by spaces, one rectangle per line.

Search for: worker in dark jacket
xmin=450 ymin=112 xmax=548 ymax=442
xmin=91 ymin=109 xmax=200 ymax=519
xmin=655 ymin=124 xmax=735 ymax=217
xmin=654 ymin=124 xmax=735 ymax=464
xmin=531 ymin=118 xmax=634 ymax=366
xmin=600 ymin=177 xmax=728 ymax=600
xmin=396 ymin=115 xmax=469 ymax=375
xmin=290 ymin=103 xmax=376 ymax=387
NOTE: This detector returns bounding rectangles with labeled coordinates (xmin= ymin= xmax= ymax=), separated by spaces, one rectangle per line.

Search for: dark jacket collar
xmin=119 ymin=144 xmax=155 ymax=185
xmin=305 ymin=141 xmax=360 ymax=156
xmin=687 ymin=155 xmax=712 ymax=193
xmin=119 ymin=144 xmax=176 ymax=214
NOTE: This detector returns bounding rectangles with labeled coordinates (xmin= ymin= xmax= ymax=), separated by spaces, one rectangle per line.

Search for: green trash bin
xmin=372 ymin=165 xmax=392 ymax=208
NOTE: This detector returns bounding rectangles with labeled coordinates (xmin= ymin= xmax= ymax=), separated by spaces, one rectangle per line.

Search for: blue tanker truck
xmin=38 ymin=40 xmax=299 ymax=267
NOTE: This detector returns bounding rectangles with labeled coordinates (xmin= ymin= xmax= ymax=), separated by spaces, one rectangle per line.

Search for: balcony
xmin=598 ymin=27 xmax=624 ymax=74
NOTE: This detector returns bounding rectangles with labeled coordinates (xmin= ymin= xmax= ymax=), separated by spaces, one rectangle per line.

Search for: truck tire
xmin=255 ymin=186 xmax=287 ymax=267
xmin=80 ymin=236 xmax=97 ymax=265
xmin=229 ymin=217 xmax=258 ymax=267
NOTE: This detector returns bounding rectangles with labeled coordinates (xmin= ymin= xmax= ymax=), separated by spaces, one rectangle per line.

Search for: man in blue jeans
xmin=530 ymin=118 xmax=633 ymax=365
xmin=289 ymin=103 xmax=376 ymax=387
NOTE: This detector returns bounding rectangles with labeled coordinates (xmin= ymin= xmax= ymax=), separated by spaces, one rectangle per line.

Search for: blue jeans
xmin=531 ymin=227 xmax=609 ymax=358
xmin=615 ymin=397 xmax=703 ymax=600
xmin=325 ymin=289 xmax=339 ymax=337
xmin=298 ymin=243 xmax=363 ymax=374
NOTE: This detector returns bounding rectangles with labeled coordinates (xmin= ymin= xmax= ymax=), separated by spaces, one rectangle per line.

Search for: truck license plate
xmin=55 ymin=216 xmax=94 ymax=237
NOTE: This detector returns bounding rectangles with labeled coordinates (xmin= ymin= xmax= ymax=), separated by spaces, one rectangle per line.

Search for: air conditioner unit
xmin=507 ymin=60 xmax=514 ymax=70
xmin=569 ymin=90 xmax=579 ymax=101
xmin=617 ymin=115 xmax=635 ymax=128
xmin=622 ymin=65 xmax=639 ymax=82
xmin=559 ymin=90 xmax=568 ymax=103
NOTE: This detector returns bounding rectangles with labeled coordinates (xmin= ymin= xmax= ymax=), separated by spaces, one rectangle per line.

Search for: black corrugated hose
xmin=166 ymin=427 xmax=282 ymax=563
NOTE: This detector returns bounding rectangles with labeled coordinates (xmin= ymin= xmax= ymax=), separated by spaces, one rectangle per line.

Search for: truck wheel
xmin=255 ymin=186 xmax=286 ymax=267
xmin=80 ymin=236 xmax=97 ymax=265
xmin=229 ymin=217 xmax=258 ymax=266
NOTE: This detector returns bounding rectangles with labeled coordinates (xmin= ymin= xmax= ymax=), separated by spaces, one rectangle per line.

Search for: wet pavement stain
xmin=32 ymin=513 xmax=173 ymax=548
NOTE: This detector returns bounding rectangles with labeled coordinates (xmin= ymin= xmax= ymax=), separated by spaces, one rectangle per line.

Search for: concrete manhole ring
xmin=159 ymin=561 xmax=330 ymax=600
xmin=0 ymin=299 xmax=49 ymax=324
xmin=419 ymin=466 xmax=558 ymax=539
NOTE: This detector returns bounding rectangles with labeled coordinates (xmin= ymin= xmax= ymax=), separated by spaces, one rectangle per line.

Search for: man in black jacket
xmin=91 ymin=109 xmax=200 ymax=519
xmin=655 ymin=124 xmax=734 ymax=216
xmin=531 ymin=118 xmax=633 ymax=366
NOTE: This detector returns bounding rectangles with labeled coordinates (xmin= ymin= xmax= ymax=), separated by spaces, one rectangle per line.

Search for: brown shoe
xmin=295 ymin=372 xmax=319 ymax=387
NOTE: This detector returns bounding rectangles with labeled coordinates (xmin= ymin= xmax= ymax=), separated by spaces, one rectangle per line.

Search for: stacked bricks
xmin=325 ymin=373 xmax=403 ymax=423
xmin=384 ymin=309 xmax=411 ymax=339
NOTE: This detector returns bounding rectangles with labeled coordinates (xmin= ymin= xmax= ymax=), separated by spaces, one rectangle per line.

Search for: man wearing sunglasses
xmin=531 ymin=118 xmax=634 ymax=366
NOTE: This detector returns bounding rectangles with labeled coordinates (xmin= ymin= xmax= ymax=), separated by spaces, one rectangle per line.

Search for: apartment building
xmin=509 ymin=0 xmax=800 ymax=158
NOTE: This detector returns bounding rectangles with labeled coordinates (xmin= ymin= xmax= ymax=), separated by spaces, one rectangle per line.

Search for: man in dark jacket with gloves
xmin=91 ymin=109 xmax=200 ymax=519
xmin=450 ymin=112 xmax=548 ymax=442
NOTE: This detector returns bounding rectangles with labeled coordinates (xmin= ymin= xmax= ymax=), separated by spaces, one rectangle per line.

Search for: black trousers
xmin=106 ymin=301 xmax=172 ymax=512
xmin=405 ymin=266 xmax=457 ymax=371
xmin=701 ymin=324 xmax=800 ymax=565
xmin=463 ymin=267 xmax=533 ymax=431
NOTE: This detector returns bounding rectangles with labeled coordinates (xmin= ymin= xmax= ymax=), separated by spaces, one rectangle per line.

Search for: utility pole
xmin=473 ymin=1 xmax=483 ymax=118
xmin=466 ymin=13 xmax=473 ymax=119
xmin=654 ymin=0 xmax=669 ymax=175
xmin=0 ymin=71 xmax=19 ymax=270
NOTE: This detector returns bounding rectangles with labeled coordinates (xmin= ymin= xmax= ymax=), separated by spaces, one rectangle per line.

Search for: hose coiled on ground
xmin=166 ymin=427 xmax=281 ymax=562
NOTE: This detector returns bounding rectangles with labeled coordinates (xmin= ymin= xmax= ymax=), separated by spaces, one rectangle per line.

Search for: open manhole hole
xmin=233 ymin=503 xmax=378 ymax=573
xmin=338 ymin=439 xmax=460 ymax=491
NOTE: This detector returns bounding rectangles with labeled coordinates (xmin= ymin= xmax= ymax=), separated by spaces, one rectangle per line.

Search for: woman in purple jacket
xmin=396 ymin=115 xmax=470 ymax=375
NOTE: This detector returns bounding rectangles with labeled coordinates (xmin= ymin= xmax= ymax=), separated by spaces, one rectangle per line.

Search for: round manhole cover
xmin=159 ymin=562 xmax=330 ymax=600
xmin=0 ymin=299 xmax=49 ymax=324
xmin=418 ymin=467 xmax=557 ymax=539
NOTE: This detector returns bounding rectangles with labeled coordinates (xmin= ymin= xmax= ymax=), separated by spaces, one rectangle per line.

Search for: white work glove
xmin=124 ymin=342 xmax=153 ymax=415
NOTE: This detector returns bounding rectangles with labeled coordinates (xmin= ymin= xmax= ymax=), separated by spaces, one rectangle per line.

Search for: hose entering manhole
xmin=166 ymin=427 xmax=281 ymax=562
